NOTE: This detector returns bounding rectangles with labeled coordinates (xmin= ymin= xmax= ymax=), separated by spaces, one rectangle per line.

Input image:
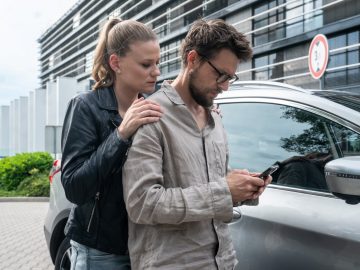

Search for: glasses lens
xmin=217 ymin=75 xmax=229 ymax=84
xmin=217 ymin=75 xmax=238 ymax=84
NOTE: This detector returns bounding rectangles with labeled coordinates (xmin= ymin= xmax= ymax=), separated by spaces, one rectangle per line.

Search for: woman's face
xmin=117 ymin=40 xmax=160 ymax=94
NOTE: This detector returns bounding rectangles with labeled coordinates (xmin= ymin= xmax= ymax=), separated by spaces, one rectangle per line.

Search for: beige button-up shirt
xmin=123 ymin=82 xmax=237 ymax=270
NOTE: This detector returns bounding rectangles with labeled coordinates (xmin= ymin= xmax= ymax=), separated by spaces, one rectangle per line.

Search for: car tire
xmin=54 ymin=237 xmax=71 ymax=270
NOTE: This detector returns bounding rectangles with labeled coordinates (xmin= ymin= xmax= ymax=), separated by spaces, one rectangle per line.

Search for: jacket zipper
xmin=87 ymin=191 xmax=100 ymax=233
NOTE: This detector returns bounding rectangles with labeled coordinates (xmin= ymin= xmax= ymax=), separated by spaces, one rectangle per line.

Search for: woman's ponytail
xmin=92 ymin=18 xmax=122 ymax=90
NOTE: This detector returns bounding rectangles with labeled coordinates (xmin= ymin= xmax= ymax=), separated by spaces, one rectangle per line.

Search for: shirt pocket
xmin=212 ymin=141 xmax=226 ymax=177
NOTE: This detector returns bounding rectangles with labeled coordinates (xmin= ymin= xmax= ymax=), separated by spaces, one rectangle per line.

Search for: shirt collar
xmin=161 ymin=80 xmax=216 ymax=131
xmin=162 ymin=81 xmax=186 ymax=105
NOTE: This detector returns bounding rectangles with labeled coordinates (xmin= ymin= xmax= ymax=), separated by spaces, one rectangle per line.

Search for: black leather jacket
xmin=61 ymin=87 xmax=131 ymax=255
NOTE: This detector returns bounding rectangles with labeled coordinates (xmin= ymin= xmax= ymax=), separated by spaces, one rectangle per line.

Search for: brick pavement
xmin=0 ymin=201 xmax=53 ymax=270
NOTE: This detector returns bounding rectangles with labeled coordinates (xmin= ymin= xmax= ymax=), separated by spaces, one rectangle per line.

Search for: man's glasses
xmin=198 ymin=54 xmax=239 ymax=84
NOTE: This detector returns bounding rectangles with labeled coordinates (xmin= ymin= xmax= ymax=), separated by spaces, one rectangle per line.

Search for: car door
xmin=218 ymin=98 xmax=360 ymax=270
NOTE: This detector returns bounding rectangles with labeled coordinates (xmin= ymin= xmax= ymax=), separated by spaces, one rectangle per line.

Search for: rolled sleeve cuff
xmin=209 ymin=179 xmax=234 ymax=222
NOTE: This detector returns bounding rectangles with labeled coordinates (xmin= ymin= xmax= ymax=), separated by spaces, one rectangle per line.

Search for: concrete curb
xmin=0 ymin=197 xmax=49 ymax=202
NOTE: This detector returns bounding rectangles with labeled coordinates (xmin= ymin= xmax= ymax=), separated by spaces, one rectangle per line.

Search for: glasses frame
xmin=198 ymin=54 xmax=239 ymax=84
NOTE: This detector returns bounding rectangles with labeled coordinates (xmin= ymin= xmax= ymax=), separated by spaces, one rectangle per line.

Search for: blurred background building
xmin=38 ymin=0 xmax=360 ymax=91
xmin=1 ymin=0 xmax=359 ymax=157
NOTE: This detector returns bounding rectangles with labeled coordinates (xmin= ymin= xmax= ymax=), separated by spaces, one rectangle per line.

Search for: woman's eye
xmin=142 ymin=63 xmax=151 ymax=68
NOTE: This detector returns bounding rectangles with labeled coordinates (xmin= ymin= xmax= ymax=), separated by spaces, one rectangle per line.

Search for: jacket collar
xmin=96 ymin=87 xmax=118 ymax=111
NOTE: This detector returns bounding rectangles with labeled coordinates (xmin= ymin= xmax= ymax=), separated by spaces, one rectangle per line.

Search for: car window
xmin=329 ymin=124 xmax=360 ymax=157
xmin=219 ymin=102 xmax=360 ymax=192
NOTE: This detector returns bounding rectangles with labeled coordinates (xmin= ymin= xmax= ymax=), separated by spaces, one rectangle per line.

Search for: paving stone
xmin=0 ymin=202 xmax=53 ymax=270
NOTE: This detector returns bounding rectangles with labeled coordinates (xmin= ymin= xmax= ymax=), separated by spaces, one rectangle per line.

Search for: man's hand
xmin=226 ymin=169 xmax=271 ymax=203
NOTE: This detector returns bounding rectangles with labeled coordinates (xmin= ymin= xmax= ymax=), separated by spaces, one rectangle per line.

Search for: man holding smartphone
xmin=123 ymin=19 xmax=272 ymax=270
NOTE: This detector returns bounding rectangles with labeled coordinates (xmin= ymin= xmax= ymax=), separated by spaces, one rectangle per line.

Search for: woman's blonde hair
xmin=92 ymin=18 xmax=157 ymax=90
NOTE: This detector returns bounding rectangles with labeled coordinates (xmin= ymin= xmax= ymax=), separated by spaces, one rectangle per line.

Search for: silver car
xmin=44 ymin=81 xmax=360 ymax=270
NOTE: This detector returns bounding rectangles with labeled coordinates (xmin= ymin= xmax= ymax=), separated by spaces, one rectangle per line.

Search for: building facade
xmin=38 ymin=0 xmax=360 ymax=92
xmin=1 ymin=0 xmax=359 ymax=157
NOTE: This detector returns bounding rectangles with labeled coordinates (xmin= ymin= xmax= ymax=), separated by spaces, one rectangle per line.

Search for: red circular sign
xmin=308 ymin=34 xmax=329 ymax=80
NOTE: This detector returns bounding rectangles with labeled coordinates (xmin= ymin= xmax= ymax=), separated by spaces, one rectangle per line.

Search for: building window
xmin=160 ymin=39 xmax=181 ymax=74
xmin=153 ymin=11 xmax=168 ymax=38
xmin=49 ymin=54 xmax=55 ymax=68
xmin=73 ymin=12 xmax=81 ymax=29
xmin=122 ymin=0 xmax=152 ymax=19
xmin=286 ymin=0 xmax=323 ymax=38
xmin=109 ymin=7 xmax=121 ymax=19
xmin=85 ymin=51 xmax=94 ymax=74
xmin=203 ymin=0 xmax=229 ymax=16
xmin=325 ymin=30 xmax=360 ymax=89
xmin=253 ymin=52 xmax=284 ymax=81
xmin=253 ymin=0 xmax=323 ymax=46
xmin=184 ymin=0 xmax=203 ymax=25
xmin=253 ymin=0 xmax=286 ymax=46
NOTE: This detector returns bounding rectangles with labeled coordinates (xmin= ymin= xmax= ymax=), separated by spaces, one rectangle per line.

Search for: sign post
xmin=308 ymin=34 xmax=329 ymax=84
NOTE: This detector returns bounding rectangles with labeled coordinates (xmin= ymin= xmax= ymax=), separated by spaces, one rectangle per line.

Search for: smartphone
xmin=258 ymin=163 xmax=279 ymax=180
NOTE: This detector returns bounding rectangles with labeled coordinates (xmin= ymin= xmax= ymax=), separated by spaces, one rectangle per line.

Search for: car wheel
xmin=54 ymin=237 xmax=71 ymax=270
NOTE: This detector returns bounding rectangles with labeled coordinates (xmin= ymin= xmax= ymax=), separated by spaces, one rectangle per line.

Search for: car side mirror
xmin=325 ymin=156 xmax=360 ymax=205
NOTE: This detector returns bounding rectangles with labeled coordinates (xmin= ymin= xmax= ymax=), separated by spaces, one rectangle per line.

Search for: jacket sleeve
xmin=61 ymin=96 xmax=131 ymax=205
xmin=122 ymin=122 xmax=233 ymax=225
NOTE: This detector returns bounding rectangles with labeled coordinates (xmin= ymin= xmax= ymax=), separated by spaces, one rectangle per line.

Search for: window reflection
xmin=220 ymin=102 xmax=360 ymax=192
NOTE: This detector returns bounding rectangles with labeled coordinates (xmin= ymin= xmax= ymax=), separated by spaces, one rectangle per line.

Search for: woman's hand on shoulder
xmin=118 ymin=97 xmax=163 ymax=140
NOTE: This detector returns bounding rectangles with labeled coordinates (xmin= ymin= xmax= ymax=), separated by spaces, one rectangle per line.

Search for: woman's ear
xmin=109 ymin=53 xmax=121 ymax=73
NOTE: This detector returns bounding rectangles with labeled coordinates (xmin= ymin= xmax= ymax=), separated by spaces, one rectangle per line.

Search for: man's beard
xmin=189 ymin=70 xmax=219 ymax=107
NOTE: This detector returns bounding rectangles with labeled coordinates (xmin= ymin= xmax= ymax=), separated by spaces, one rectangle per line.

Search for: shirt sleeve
xmin=122 ymin=122 xmax=233 ymax=225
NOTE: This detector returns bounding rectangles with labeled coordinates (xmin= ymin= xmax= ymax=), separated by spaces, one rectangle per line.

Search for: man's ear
xmin=187 ymin=50 xmax=199 ymax=68
xmin=109 ymin=53 xmax=121 ymax=73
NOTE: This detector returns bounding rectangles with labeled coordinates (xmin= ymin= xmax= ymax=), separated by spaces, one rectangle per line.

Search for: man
xmin=123 ymin=19 xmax=271 ymax=270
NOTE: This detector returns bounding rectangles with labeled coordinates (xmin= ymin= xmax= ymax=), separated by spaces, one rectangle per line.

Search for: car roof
xmin=215 ymin=81 xmax=360 ymax=127
xmin=311 ymin=90 xmax=360 ymax=113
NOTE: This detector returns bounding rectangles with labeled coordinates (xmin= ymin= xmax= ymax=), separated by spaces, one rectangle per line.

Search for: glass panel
xmin=348 ymin=68 xmax=360 ymax=85
xmin=219 ymin=102 xmax=360 ymax=191
xmin=326 ymin=70 xmax=347 ymax=87
xmin=254 ymin=71 xmax=269 ymax=80
xmin=330 ymin=124 xmax=360 ymax=156
xmin=254 ymin=4 xmax=267 ymax=15
xmin=348 ymin=51 xmax=359 ymax=65
xmin=329 ymin=35 xmax=346 ymax=50
xmin=348 ymin=31 xmax=359 ymax=45
xmin=255 ymin=55 xmax=268 ymax=67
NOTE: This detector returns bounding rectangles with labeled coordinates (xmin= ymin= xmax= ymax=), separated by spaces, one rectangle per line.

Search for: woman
xmin=61 ymin=18 xmax=162 ymax=269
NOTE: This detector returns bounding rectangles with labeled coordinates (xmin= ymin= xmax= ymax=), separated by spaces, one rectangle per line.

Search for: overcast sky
xmin=0 ymin=0 xmax=78 ymax=106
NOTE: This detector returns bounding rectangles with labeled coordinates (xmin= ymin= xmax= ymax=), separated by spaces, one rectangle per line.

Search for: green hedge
xmin=16 ymin=172 xmax=50 ymax=197
xmin=0 ymin=152 xmax=53 ymax=191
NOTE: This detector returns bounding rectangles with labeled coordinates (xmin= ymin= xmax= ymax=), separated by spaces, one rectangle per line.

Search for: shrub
xmin=0 ymin=152 xmax=53 ymax=191
xmin=17 ymin=172 xmax=50 ymax=197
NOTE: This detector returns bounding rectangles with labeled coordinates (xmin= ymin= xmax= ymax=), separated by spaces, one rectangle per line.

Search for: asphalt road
xmin=0 ymin=200 xmax=53 ymax=270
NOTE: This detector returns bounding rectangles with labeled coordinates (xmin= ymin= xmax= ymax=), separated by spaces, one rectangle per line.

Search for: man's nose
xmin=218 ymin=80 xmax=230 ymax=91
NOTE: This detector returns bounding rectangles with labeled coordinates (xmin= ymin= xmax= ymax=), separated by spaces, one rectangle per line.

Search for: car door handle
xmin=232 ymin=208 xmax=242 ymax=220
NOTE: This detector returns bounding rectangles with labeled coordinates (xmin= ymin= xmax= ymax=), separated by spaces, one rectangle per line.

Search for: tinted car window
xmin=220 ymin=102 xmax=360 ymax=192
xmin=330 ymin=124 xmax=360 ymax=157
